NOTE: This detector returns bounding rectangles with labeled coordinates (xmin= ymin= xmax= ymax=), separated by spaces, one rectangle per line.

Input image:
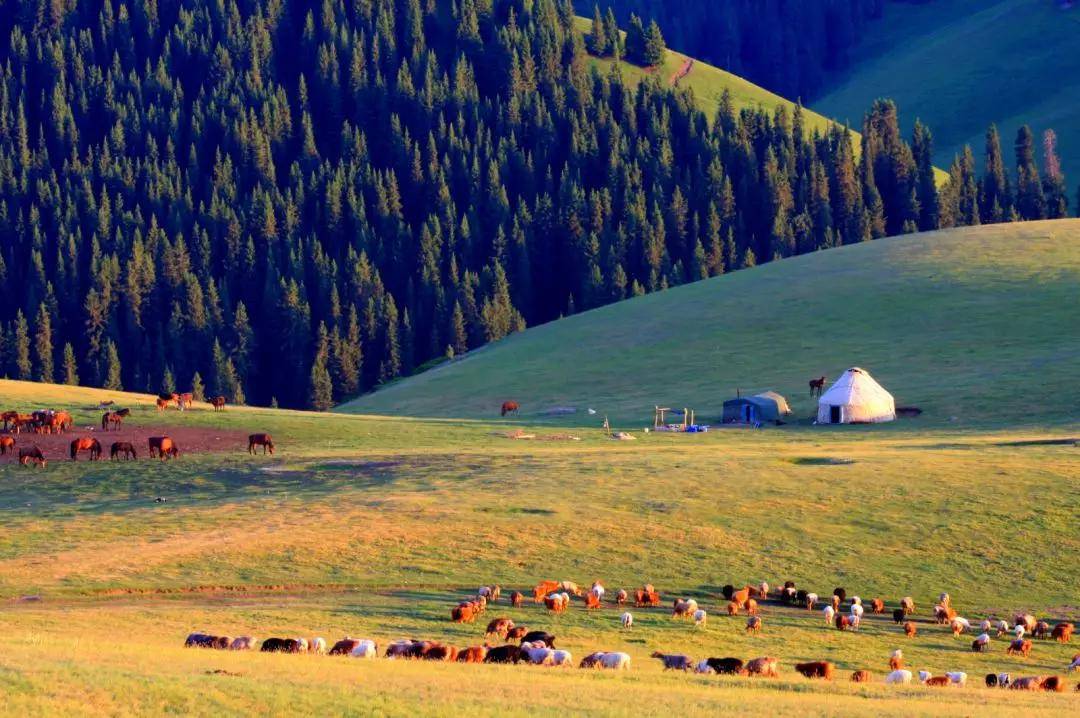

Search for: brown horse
xmin=148 ymin=436 xmax=179 ymax=460
xmin=110 ymin=441 xmax=137 ymax=460
xmin=7 ymin=414 xmax=35 ymax=434
xmin=500 ymin=401 xmax=520 ymax=417
xmin=0 ymin=434 xmax=14 ymax=455
xmin=210 ymin=396 xmax=226 ymax=411
xmin=70 ymin=437 xmax=102 ymax=461
xmin=19 ymin=446 xmax=46 ymax=467
xmin=50 ymin=411 xmax=73 ymax=433
xmin=101 ymin=411 xmax=125 ymax=430
xmin=178 ymin=392 xmax=193 ymax=410
xmin=809 ymin=376 xmax=827 ymax=397
xmin=248 ymin=433 xmax=274 ymax=455
xmin=155 ymin=397 xmax=170 ymax=411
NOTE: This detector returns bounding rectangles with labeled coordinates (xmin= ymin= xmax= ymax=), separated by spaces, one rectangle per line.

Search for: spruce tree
xmin=1042 ymin=129 xmax=1069 ymax=219
xmin=1014 ymin=126 xmax=1045 ymax=220
xmin=643 ymin=20 xmax=667 ymax=67
xmin=14 ymin=311 xmax=31 ymax=380
xmin=191 ymin=371 xmax=205 ymax=402
xmin=104 ymin=341 xmax=123 ymax=390
xmin=980 ymin=125 xmax=1010 ymax=223
xmin=588 ymin=5 xmax=608 ymax=56
xmin=33 ymin=303 xmax=54 ymax=383
xmin=62 ymin=343 xmax=79 ymax=385
xmin=308 ymin=323 xmax=334 ymax=411
xmin=625 ymin=14 xmax=646 ymax=65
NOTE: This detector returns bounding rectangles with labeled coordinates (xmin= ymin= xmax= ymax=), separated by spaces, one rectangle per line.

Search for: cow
xmin=329 ymin=638 xmax=362 ymax=655
xmin=210 ymin=396 xmax=227 ymax=411
xmin=261 ymin=637 xmax=303 ymax=653
xmin=483 ymin=645 xmax=522 ymax=664
xmin=185 ymin=633 xmax=230 ymax=649
xmin=795 ymin=661 xmax=834 ymax=680
xmin=485 ymin=617 xmax=514 ymax=639
xmin=148 ymin=436 xmax=179 ymax=460
xmin=521 ymin=631 xmax=554 ymax=647
xmin=457 ymin=646 xmax=488 ymax=663
xmin=851 ymin=669 xmax=872 ymax=683
xmin=705 ymin=657 xmax=744 ymax=675
xmin=1052 ymin=622 xmax=1074 ymax=643
xmin=422 ymin=644 xmax=458 ymax=661
xmin=892 ymin=608 xmax=906 ymax=624
xmin=110 ymin=441 xmax=137 ymax=460
xmin=178 ymin=393 xmax=194 ymax=410
xmin=229 ymin=636 xmax=257 ymax=650
xmin=744 ymin=657 xmax=779 ymax=677
xmin=18 ymin=446 xmax=46 ymax=467
xmin=248 ymin=433 xmax=274 ymax=455
xmin=451 ymin=603 xmax=477 ymax=623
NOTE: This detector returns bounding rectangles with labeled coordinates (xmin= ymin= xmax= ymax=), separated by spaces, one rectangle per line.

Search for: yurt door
xmin=829 ymin=406 xmax=842 ymax=424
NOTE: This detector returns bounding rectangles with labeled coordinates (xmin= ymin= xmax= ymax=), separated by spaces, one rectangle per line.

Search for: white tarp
xmin=817 ymin=367 xmax=895 ymax=424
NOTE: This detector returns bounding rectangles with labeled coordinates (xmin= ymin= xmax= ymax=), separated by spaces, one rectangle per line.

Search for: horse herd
xmin=1 ymin=404 xmax=275 ymax=467
xmin=182 ymin=579 xmax=1078 ymax=694
xmin=154 ymin=392 xmax=227 ymax=411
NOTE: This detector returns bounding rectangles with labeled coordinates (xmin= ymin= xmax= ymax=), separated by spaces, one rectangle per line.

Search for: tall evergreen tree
xmin=33 ymin=303 xmax=53 ymax=383
xmin=1014 ymin=126 xmax=1046 ymax=221
xmin=62 ymin=343 xmax=79 ymax=385
xmin=308 ymin=323 xmax=334 ymax=411
xmin=13 ymin=310 xmax=31 ymax=380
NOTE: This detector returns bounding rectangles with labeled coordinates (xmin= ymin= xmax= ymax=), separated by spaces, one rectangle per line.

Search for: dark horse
xmin=70 ymin=437 xmax=102 ymax=461
xmin=248 ymin=433 xmax=274 ymax=455
xmin=809 ymin=376 xmax=827 ymax=397
xmin=110 ymin=441 xmax=137 ymax=460
xmin=101 ymin=408 xmax=129 ymax=430
xmin=500 ymin=401 xmax=520 ymax=417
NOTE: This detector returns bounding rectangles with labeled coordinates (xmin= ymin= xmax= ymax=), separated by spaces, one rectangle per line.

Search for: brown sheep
xmin=1052 ymin=622 xmax=1074 ymax=643
xmin=904 ymin=621 xmax=917 ymax=638
xmin=745 ymin=598 xmax=759 ymax=616
xmin=743 ymin=656 xmax=779 ymax=677
xmin=870 ymin=598 xmax=885 ymax=614
xmin=726 ymin=601 xmax=740 ymax=616
xmin=746 ymin=615 xmax=762 ymax=634
xmin=851 ymin=669 xmax=872 ymax=683
xmin=1007 ymin=639 xmax=1033 ymax=658
xmin=457 ymin=646 xmax=488 ymax=663
xmin=795 ymin=661 xmax=834 ymax=680
xmin=509 ymin=591 xmax=524 ymax=608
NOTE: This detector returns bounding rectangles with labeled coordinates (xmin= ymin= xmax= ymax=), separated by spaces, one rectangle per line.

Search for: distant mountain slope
xmin=813 ymin=0 xmax=1080 ymax=181
xmin=339 ymin=220 xmax=1080 ymax=428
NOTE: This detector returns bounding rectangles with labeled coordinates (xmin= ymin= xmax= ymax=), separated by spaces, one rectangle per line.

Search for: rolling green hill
xmin=813 ymin=0 xmax=1080 ymax=181
xmin=340 ymin=220 xmax=1080 ymax=427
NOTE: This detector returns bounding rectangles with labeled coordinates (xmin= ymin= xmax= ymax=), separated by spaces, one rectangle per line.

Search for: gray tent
xmin=722 ymin=391 xmax=792 ymax=424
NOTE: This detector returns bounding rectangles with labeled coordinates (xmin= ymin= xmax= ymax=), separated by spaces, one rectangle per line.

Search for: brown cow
xmin=1052 ymin=622 xmax=1074 ymax=643
xmin=795 ymin=661 xmax=834 ymax=680
xmin=178 ymin=393 xmax=193 ymax=409
xmin=422 ymin=644 xmax=458 ymax=661
xmin=509 ymin=591 xmax=524 ymax=608
xmin=457 ymin=646 xmax=488 ymax=663
xmin=851 ymin=669 xmax=872 ymax=683
xmin=210 ymin=396 xmax=227 ymax=411
xmin=155 ymin=398 xmax=170 ymax=411
xmin=1007 ymin=639 xmax=1033 ymax=657
xmin=743 ymin=657 xmax=779 ymax=677
xmin=110 ymin=442 xmax=137 ymax=460
xmin=248 ymin=433 xmax=274 ymax=455
xmin=1039 ymin=675 xmax=1065 ymax=692
xmin=18 ymin=446 xmax=46 ymax=467
xmin=500 ymin=401 xmax=519 ymax=417
xmin=148 ymin=436 xmax=180 ymax=460
xmin=452 ymin=603 xmax=477 ymax=623
xmin=70 ymin=437 xmax=102 ymax=461
xmin=0 ymin=434 xmax=14 ymax=455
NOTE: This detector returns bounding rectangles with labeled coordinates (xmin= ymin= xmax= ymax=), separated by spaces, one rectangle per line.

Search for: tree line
xmin=0 ymin=0 xmax=1071 ymax=408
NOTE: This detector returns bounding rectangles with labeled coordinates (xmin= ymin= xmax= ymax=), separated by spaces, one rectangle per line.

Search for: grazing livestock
xmin=831 ymin=594 xmax=840 ymax=612
xmin=694 ymin=659 xmax=714 ymax=674
xmin=951 ymin=617 xmax=971 ymax=636
xmin=835 ymin=614 xmax=852 ymax=631
xmin=746 ymin=598 xmax=759 ymax=616
xmin=509 ymin=591 xmax=524 ymax=608
xmin=1009 ymin=676 xmax=1044 ymax=691
xmin=0 ymin=434 xmax=14 ymax=455
xmin=672 ymin=598 xmax=698 ymax=619
xmin=886 ymin=669 xmax=913 ymax=685
xmin=584 ymin=590 xmax=602 ymax=609
xmin=70 ymin=437 xmax=102 ymax=461
xmin=621 ymin=612 xmax=633 ymax=629
xmin=478 ymin=585 xmax=500 ymax=602
xmin=635 ymin=589 xmax=661 ymax=608
xmin=1068 ymin=654 xmax=1080 ymax=672
xmin=551 ymin=650 xmax=573 ymax=667
xmin=1033 ymin=621 xmax=1052 ymax=639
xmin=1015 ymin=624 xmax=1026 ymax=639
xmin=746 ymin=616 xmax=762 ymax=634
xmin=921 ymin=675 xmax=952 ymax=687
xmin=18 ymin=446 xmax=46 ymax=467
xmin=904 ymin=621 xmax=917 ymax=638
xmin=101 ymin=411 xmax=125 ymax=430
xmin=1015 ymin=613 xmax=1037 ymax=633
xmin=500 ymin=401 xmax=520 ymax=417
xmin=485 ymin=618 xmax=514 ymax=639
xmin=307 ymin=637 xmax=327 ymax=654
xmin=900 ymin=597 xmax=915 ymax=615
xmin=1007 ymin=639 xmax=1033 ymax=657
xmin=833 ymin=588 xmax=847 ymax=604
xmin=423 ymin=644 xmax=459 ymax=661
xmin=521 ymin=631 xmax=555 ymax=648
xmin=385 ymin=640 xmax=418 ymax=659
xmin=148 ymin=436 xmax=179 ymax=460
xmin=110 ymin=441 xmax=136 ymax=460
xmin=972 ymin=633 xmax=991 ymax=652
xmin=996 ymin=619 xmax=1010 ymax=637
xmin=580 ymin=652 xmax=631 ymax=670
xmin=483 ymin=645 xmax=522 ymax=664
xmin=533 ymin=581 xmax=561 ymax=602
xmin=1039 ymin=675 xmax=1064 ymax=692
xmin=823 ymin=605 xmax=835 ymax=624
xmin=705 ymin=657 xmax=744 ymax=675
xmin=946 ymin=672 xmax=968 ymax=686
xmin=329 ymin=638 xmax=361 ymax=655
xmin=452 ymin=602 xmax=478 ymax=623
xmin=804 ymin=592 xmax=817 ymax=610
xmin=229 ymin=636 xmax=256 ymax=651
xmin=986 ymin=673 xmax=1003 ymax=688
xmin=544 ymin=593 xmax=569 ymax=612
xmin=757 ymin=581 xmax=769 ymax=599
xmin=248 ymin=433 xmax=275 ymax=455
xmin=980 ymin=619 xmax=993 ymax=633
xmin=506 ymin=627 xmax=527 ymax=641
xmin=744 ymin=657 xmax=779 ymax=677
xmin=870 ymin=598 xmax=885 ymax=614
xmin=185 ymin=633 xmax=230 ymax=649
xmin=693 ymin=609 xmax=707 ymax=627
xmin=351 ymin=639 xmax=377 ymax=658
xmin=934 ymin=604 xmax=957 ymax=624
xmin=261 ymin=638 xmax=303 ymax=653
xmin=731 ymin=587 xmax=751 ymax=609
xmin=795 ymin=661 xmax=834 ymax=680
xmin=651 ymin=652 xmax=694 ymax=671
xmin=210 ymin=396 xmax=227 ymax=411
xmin=851 ymin=669 xmax=872 ymax=683
xmin=1052 ymin=622 xmax=1074 ymax=643
xmin=938 ymin=592 xmax=951 ymax=608
xmin=721 ymin=584 xmax=735 ymax=600
xmin=590 ymin=581 xmax=605 ymax=599
xmin=155 ymin=398 xmax=170 ymax=411
xmin=615 ymin=589 xmax=628 ymax=605
xmin=893 ymin=608 xmax=905 ymax=624
xmin=889 ymin=650 xmax=904 ymax=670
xmin=727 ymin=601 xmax=740 ymax=616
xmin=457 ymin=646 xmax=488 ymax=663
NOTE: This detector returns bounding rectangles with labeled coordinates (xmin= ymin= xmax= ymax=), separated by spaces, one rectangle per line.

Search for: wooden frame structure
xmin=654 ymin=406 xmax=694 ymax=431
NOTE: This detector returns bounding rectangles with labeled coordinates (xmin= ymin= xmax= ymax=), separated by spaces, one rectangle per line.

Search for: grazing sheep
xmin=1014 ymin=614 xmax=1037 ymax=633
xmin=621 ymin=612 xmax=633 ymax=629
xmin=946 ymin=671 xmax=967 ymax=685
xmin=727 ymin=601 xmax=740 ymax=616
xmin=900 ymin=596 xmax=915 ymax=615
xmin=892 ymin=608 xmax=905 ymax=624
xmin=806 ymin=592 xmax=818 ymax=610
xmin=904 ymin=621 xmax=917 ymax=638
xmin=934 ymin=604 xmax=957 ymax=624
xmin=746 ymin=598 xmax=759 ymax=616
xmin=693 ymin=609 xmax=707 ymax=627
xmin=1014 ymin=624 xmax=1026 ymax=639
xmin=520 ymin=642 xmax=555 ymax=665
xmin=510 ymin=591 xmax=524 ymax=607
xmin=1008 ymin=676 xmax=1043 ymax=691
xmin=831 ymin=594 xmax=841 ymax=612
xmin=579 ymin=652 xmax=631 ymax=670
xmin=972 ymin=633 xmax=991 ymax=652
xmin=980 ymin=619 xmax=993 ymax=633
xmin=551 ymin=650 xmax=573 ymax=667
xmin=694 ymin=659 xmax=714 ymax=674
xmin=485 ymin=617 xmax=515 ymax=639
xmin=870 ymin=598 xmax=885 ymax=614
xmin=706 ymin=657 xmax=745 ymax=675
xmin=758 ymin=581 xmax=769 ymax=599
xmin=850 ymin=603 xmax=864 ymax=619
xmin=996 ymin=619 xmax=1009 ymax=637
xmin=615 ymin=589 xmax=628 ymax=606
xmin=951 ymin=617 xmax=971 ymax=636
xmin=457 ymin=646 xmax=488 ymax=663
xmin=835 ymin=614 xmax=852 ymax=631
xmin=307 ymin=637 xmax=327 ymax=654
xmin=885 ymin=669 xmax=913 ymax=684
xmin=229 ymin=636 xmax=257 ymax=651
xmin=744 ymin=657 xmax=779 ymax=677
xmin=851 ymin=669 xmax=872 ymax=683
xmin=590 ymin=581 xmax=605 ymax=600
xmin=1007 ymin=639 xmax=1033 ymax=657
xmin=1051 ymin=622 xmax=1074 ymax=643
xmin=921 ymin=674 xmax=951 ymax=687
xmin=1033 ymin=621 xmax=1052 ymax=639
xmin=651 ymin=652 xmax=694 ymax=671
xmin=672 ymin=598 xmax=699 ymax=619
xmin=850 ymin=596 xmax=862 ymax=607
xmin=351 ymin=639 xmax=378 ymax=658
xmin=746 ymin=615 xmax=762 ymax=634
xmin=823 ymin=605 xmax=835 ymax=624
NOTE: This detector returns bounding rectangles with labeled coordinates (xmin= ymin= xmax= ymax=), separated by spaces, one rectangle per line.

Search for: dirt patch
xmin=994 ymin=438 xmax=1077 ymax=448
xmin=0 ymin=424 xmax=252 ymax=463
xmin=791 ymin=457 xmax=856 ymax=466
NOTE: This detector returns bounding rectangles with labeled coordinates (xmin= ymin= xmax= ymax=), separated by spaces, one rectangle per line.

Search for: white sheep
xmin=979 ymin=619 xmax=993 ymax=633
xmin=806 ymin=592 xmax=818 ymax=609
xmin=996 ymin=619 xmax=1009 ymax=636
xmin=946 ymin=671 xmax=967 ymax=685
xmin=850 ymin=603 xmax=864 ymax=619
xmin=759 ymin=581 xmax=769 ymax=598
xmin=693 ymin=609 xmax=707 ymax=627
xmin=1014 ymin=624 xmax=1025 ymax=639
xmin=551 ymin=650 xmax=573 ymax=666
xmin=350 ymin=639 xmax=377 ymax=658
xmin=951 ymin=617 xmax=971 ymax=635
xmin=917 ymin=670 xmax=932 ymax=683
xmin=885 ymin=669 xmax=912 ymax=684
xmin=599 ymin=652 xmax=631 ymax=669
xmin=823 ymin=605 xmax=835 ymax=623
xmin=621 ymin=611 xmax=633 ymax=629
xmin=695 ymin=658 xmax=714 ymax=674
xmin=308 ymin=637 xmax=327 ymax=654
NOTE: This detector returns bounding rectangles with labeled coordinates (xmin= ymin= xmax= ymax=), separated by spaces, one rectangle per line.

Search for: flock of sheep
xmin=184 ymin=580 xmax=1079 ymax=692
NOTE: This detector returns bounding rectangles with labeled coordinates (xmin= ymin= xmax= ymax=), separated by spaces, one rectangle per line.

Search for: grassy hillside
xmin=0 ymin=379 xmax=1077 ymax=714
xmin=813 ymin=0 xmax=1080 ymax=180
xmin=340 ymin=220 xmax=1080 ymax=428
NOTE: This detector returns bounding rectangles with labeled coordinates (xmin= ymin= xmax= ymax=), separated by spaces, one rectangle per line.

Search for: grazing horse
xmin=50 ymin=411 xmax=73 ymax=433
xmin=210 ymin=396 xmax=226 ymax=411
xmin=809 ymin=376 xmax=827 ymax=397
xmin=70 ymin=437 xmax=102 ymax=461
xmin=0 ymin=434 xmax=14 ymax=455
xmin=500 ymin=400 xmax=520 ymax=417
xmin=1 ymin=410 xmax=18 ymax=429
xmin=110 ymin=442 xmax=137 ymax=460
xmin=101 ymin=411 xmax=125 ymax=431
xmin=155 ymin=398 xmax=170 ymax=411
xmin=148 ymin=436 xmax=179 ymax=460
xmin=18 ymin=446 xmax=46 ymax=467
xmin=178 ymin=393 xmax=193 ymax=410
xmin=248 ymin=433 xmax=274 ymax=455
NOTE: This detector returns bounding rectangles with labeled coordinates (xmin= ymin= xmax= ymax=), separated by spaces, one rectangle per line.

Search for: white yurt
xmin=816 ymin=367 xmax=895 ymax=424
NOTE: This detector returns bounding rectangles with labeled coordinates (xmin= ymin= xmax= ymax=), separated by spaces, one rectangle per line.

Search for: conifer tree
xmin=308 ymin=323 xmax=334 ymax=411
xmin=643 ymin=20 xmax=667 ymax=67
xmin=14 ymin=311 xmax=31 ymax=380
xmin=62 ymin=343 xmax=79 ymax=385
xmin=191 ymin=371 xmax=205 ymax=402
xmin=33 ymin=303 xmax=54 ymax=383
xmin=104 ymin=341 xmax=123 ymax=390
xmin=588 ymin=5 xmax=608 ymax=56
xmin=1015 ymin=126 xmax=1045 ymax=220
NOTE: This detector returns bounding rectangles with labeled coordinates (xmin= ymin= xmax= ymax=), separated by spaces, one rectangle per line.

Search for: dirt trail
xmin=670 ymin=58 xmax=694 ymax=87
